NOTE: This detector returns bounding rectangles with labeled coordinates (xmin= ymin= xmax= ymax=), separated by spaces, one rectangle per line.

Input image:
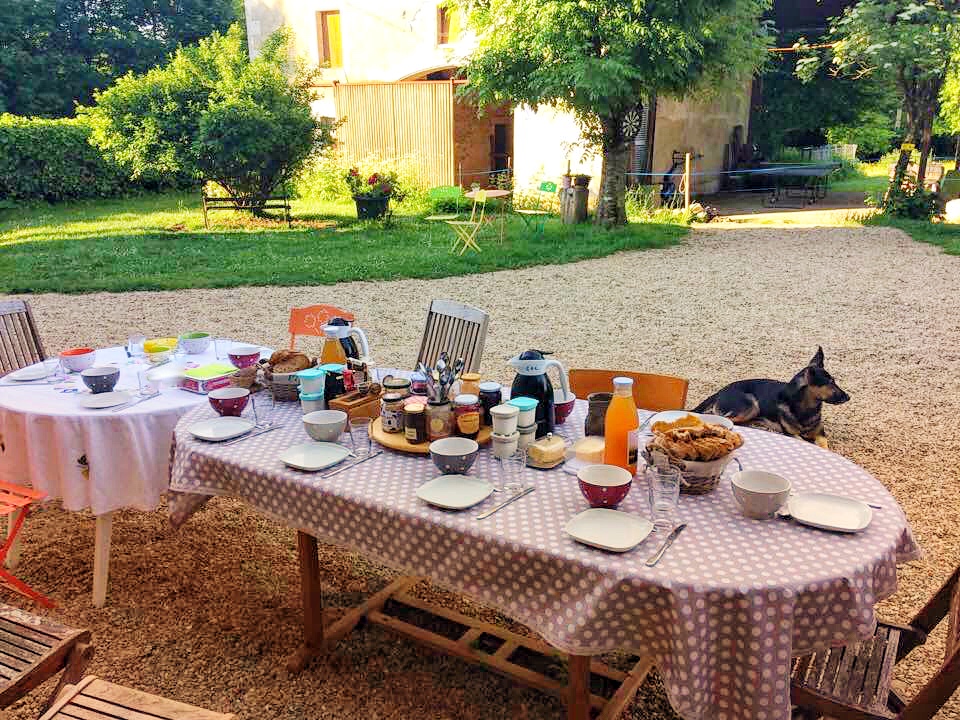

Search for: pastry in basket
xmin=267 ymin=350 xmax=313 ymax=374
xmin=647 ymin=423 xmax=743 ymax=462
xmin=651 ymin=413 xmax=704 ymax=434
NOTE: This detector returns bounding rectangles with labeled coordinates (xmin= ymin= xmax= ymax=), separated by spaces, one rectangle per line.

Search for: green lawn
xmin=869 ymin=216 xmax=960 ymax=255
xmin=831 ymin=158 xmax=957 ymax=194
xmin=0 ymin=193 xmax=688 ymax=294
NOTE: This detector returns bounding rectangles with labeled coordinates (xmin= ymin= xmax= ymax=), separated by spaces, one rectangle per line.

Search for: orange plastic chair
xmin=0 ymin=482 xmax=53 ymax=607
xmin=568 ymin=369 xmax=689 ymax=412
xmin=288 ymin=305 xmax=356 ymax=350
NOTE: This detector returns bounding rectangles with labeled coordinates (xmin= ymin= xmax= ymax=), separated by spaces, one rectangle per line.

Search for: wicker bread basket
xmin=229 ymin=365 xmax=259 ymax=390
xmin=261 ymin=358 xmax=315 ymax=401
xmin=642 ymin=448 xmax=739 ymax=495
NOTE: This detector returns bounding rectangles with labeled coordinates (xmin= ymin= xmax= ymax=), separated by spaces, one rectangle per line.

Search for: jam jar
xmin=380 ymin=392 xmax=405 ymax=433
xmin=453 ymin=393 xmax=481 ymax=439
xmin=478 ymin=381 xmax=502 ymax=426
xmin=410 ymin=371 xmax=428 ymax=396
xmin=404 ymin=402 xmax=428 ymax=444
xmin=381 ymin=375 xmax=411 ymax=398
xmin=426 ymin=399 xmax=453 ymax=440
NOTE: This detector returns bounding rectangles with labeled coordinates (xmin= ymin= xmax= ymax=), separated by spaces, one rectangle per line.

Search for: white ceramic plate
xmin=565 ymin=508 xmax=655 ymax=552
xmin=189 ymin=416 xmax=255 ymax=442
xmin=7 ymin=365 xmax=52 ymax=381
xmin=786 ymin=493 xmax=873 ymax=533
xmin=280 ymin=442 xmax=351 ymax=472
xmin=416 ymin=475 xmax=494 ymax=510
xmin=78 ymin=391 xmax=132 ymax=409
xmin=646 ymin=410 xmax=734 ymax=430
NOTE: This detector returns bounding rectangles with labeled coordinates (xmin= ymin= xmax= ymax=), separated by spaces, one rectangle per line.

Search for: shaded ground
xmin=3 ymin=222 xmax=959 ymax=719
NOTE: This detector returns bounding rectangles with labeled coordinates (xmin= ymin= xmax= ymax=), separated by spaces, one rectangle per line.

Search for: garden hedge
xmin=0 ymin=114 xmax=192 ymax=202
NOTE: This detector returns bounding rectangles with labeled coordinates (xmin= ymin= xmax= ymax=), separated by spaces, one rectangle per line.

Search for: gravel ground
xmin=3 ymin=223 xmax=959 ymax=719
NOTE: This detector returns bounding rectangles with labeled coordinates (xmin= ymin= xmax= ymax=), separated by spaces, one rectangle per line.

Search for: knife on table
xmin=475 ymin=486 xmax=535 ymax=520
xmin=645 ymin=523 xmax=687 ymax=567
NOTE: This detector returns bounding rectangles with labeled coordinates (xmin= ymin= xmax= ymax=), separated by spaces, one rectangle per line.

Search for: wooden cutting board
xmin=370 ymin=417 xmax=492 ymax=454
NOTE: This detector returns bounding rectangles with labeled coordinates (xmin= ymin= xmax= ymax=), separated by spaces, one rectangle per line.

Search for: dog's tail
xmin=692 ymin=392 xmax=719 ymax=413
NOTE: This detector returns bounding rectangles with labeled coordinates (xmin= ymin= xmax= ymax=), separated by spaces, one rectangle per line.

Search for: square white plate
xmin=189 ymin=416 xmax=255 ymax=442
xmin=416 ymin=475 xmax=494 ymax=510
xmin=78 ymin=391 xmax=132 ymax=409
xmin=280 ymin=442 xmax=351 ymax=472
xmin=786 ymin=493 xmax=873 ymax=533
xmin=565 ymin=508 xmax=654 ymax=552
xmin=7 ymin=365 xmax=52 ymax=381
xmin=646 ymin=410 xmax=734 ymax=430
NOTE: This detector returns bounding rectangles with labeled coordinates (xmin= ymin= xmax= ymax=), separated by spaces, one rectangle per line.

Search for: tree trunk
xmin=595 ymin=114 xmax=629 ymax=228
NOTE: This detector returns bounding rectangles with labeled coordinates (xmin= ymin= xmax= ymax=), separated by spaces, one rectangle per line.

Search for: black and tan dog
xmin=693 ymin=347 xmax=849 ymax=448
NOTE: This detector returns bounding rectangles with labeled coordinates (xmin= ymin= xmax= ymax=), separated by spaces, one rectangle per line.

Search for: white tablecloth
xmin=0 ymin=345 xmax=267 ymax=514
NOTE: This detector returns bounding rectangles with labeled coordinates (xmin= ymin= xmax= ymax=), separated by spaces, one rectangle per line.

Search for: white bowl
xmin=303 ymin=410 xmax=347 ymax=442
xmin=59 ymin=348 xmax=96 ymax=372
xmin=731 ymin=470 xmax=791 ymax=519
xmin=178 ymin=333 xmax=212 ymax=354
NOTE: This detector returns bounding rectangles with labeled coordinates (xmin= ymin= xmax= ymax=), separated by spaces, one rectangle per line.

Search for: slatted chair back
xmin=568 ymin=369 xmax=689 ymax=412
xmin=40 ymin=676 xmax=236 ymax=720
xmin=791 ymin=564 xmax=960 ymax=720
xmin=0 ymin=300 xmax=46 ymax=377
xmin=416 ymin=300 xmax=489 ymax=374
xmin=289 ymin=304 xmax=356 ymax=350
xmin=0 ymin=603 xmax=92 ymax=711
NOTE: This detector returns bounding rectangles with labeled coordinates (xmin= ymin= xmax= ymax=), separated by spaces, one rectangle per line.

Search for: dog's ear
xmin=809 ymin=346 xmax=824 ymax=368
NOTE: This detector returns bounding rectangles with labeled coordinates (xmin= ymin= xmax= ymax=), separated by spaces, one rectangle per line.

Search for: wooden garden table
xmin=168 ymin=397 xmax=918 ymax=720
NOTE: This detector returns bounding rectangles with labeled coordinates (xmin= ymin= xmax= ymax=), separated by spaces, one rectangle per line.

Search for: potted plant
xmin=345 ymin=166 xmax=402 ymax=219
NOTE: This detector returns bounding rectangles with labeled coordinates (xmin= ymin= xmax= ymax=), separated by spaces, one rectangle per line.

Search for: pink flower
xmin=349 ymin=167 xmax=359 ymax=176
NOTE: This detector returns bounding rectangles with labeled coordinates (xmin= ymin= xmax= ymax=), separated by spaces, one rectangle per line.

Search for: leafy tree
xmin=82 ymin=25 xmax=331 ymax=209
xmin=0 ymin=0 xmax=237 ymax=118
xmin=459 ymin=0 xmax=773 ymax=227
xmin=798 ymin=0 xmax=959 ymax=188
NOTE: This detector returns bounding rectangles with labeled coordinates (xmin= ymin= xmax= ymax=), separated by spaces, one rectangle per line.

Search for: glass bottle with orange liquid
xmin=603 ymin=377 xmax=639 ymax=474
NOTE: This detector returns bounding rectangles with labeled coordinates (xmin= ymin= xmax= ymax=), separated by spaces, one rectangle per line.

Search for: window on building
xmin=437 ymin=5 xmax=462 ymax=45
xmin=316 ymin=10 xmax=342 ymax=68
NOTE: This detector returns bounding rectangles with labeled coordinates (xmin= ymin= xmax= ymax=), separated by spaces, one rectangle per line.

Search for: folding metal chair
xmin=445 ymin=190 xmax=486 ymax=254
xmin=288 ymin=304 xmax=356 ymax=350
xmin=515 ymin=181 xmax=557 ymax=235
xmin=0 ymin=482 xmax=53 ymax=607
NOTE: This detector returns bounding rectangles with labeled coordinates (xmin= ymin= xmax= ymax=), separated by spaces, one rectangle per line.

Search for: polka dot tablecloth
xmin=168 ymin=400 xmax=919 ymax=720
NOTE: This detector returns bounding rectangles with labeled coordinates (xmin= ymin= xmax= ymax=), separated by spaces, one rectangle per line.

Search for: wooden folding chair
xmin=288 ymin=304 xmax=356 ymax=350
xmin=416 ymin=300 xmax=489 ymax=374
xmin=515 ymin=181 xmax=557 ymax=235
xmin=0 ymin=603 xmax=92 ymax=711
xmin=0 ymin=483 xmax=53 ymax=607
xmin=40 ymin=676 xmax=235 ymax=720
xmin=0 ymin=300 xmax=46 ymax=377
xmin=791 ymin=564 xmax=960 ymax=720
xmin=568 ymin=369 xmax=689 ymax=412
xmin=446 ymin=190 xmax=487 ymax=254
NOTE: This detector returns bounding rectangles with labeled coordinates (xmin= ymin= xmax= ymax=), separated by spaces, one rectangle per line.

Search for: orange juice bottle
xmin=603 ymin=377 xmax=639 ymax=474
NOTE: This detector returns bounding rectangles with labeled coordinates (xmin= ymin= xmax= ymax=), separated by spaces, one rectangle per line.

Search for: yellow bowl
xmin=145 ymin=348 xmax=173 ymax=365
xmin=144 ymin=337 xmax=178 ymax=353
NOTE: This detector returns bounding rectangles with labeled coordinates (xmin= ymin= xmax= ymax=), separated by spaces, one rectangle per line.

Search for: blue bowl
xmin=80 ymin=366 xmax=120 ymax=394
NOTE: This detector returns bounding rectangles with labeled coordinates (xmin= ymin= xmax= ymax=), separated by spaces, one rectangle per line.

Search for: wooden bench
xmin=40 ymin=676 xmax=235 ymax=720
xmin=888 ymin=162 xmax=945 ymax=193
xmin=0 ymin=603 xmax=92 ymax=711
xmin=201 ymin=192 xmax=291 ymax=229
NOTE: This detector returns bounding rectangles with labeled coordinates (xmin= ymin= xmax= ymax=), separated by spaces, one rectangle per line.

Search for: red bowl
xmin=208 ymin=387 xmax=250 ymax=416
xmin=227 ymin=345 xmax=261 ymax=369
xmin=554 ymin=390 xmax=576 ymax=425
xmin=577 ymin=464 xmax=633 ymax=508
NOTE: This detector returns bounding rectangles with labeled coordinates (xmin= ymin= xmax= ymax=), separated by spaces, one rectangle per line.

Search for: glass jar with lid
xmin=380 ymin=392 xmax=405 ymax=433
xmin=404 ymin=402 xmax=428 ymax=444
xmin=453 ymin=393 xmax=481 ymax=439
xmin=426 ymin=399 xmax=453 ymax=440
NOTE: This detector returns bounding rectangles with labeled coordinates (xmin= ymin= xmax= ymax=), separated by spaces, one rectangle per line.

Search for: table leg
xmin=5 ymin=509 xmax=22 ymax=569
xmin=568 ymin=653 xmax=591 ymax=720
xmin=287 ymin=530 xmax=324 ymax=673
xmin=92 ymin=512 xmax=112 ymax=608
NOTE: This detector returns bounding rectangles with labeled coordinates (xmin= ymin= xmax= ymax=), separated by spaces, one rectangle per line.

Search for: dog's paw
xmin=814 ymin=435 xmax=830 ymax=449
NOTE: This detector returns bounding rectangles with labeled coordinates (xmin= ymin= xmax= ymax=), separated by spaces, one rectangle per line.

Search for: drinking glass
xmin=213 ymin=337 xmax=232 ymax=360
xmin=250 ymin=389 xmax=275 ymax=426
xmin=496 ymin=448 xmax=528 ymax=494
xmin=42 ymin=358 xmax=64 ymax=382
xmin=127 ymin=334 xmax=146 ymax=358
xmin=647 ymin=466 xmax=680 ymax=529
xmin=137 ymin=368 xmax=159 ymax=397
xmin=348 ymin=417 xmax=372 ymax=456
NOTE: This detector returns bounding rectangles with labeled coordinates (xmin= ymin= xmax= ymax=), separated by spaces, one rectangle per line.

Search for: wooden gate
xmin=333 ymin=81 xmax=455 ymax=188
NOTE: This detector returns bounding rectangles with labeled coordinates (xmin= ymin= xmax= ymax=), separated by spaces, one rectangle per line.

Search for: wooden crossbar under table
xmin=288 ymin=532 xmax=654 ymax=720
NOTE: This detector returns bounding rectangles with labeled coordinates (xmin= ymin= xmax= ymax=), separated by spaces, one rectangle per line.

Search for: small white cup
xmin=491 ymin=404 xmax=519 ymax=435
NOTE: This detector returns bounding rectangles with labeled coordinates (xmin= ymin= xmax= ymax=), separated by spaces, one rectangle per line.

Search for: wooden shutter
xmin=316 ymin=11 xmax=342 ymax=68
